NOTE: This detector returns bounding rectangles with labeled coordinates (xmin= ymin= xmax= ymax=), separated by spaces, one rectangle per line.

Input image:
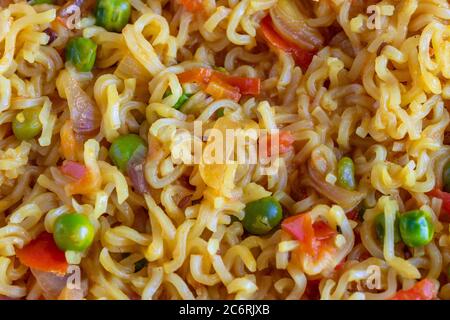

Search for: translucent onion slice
xmin=127 ymin=145 xmax=149 ymax=194
xmin=306 ymin=162 xmax=364 ymax=211
xmin=270 ymin=0 xmax=324 ymax=51
xmin=31 ymin=268 xmax=68 ymax=300
xmin=60 ymin=71 xmax=101 ymax=135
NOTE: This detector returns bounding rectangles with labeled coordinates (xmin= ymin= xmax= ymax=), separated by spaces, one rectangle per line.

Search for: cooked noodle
xmin=0 ymin=0 xmax=449 ymax=300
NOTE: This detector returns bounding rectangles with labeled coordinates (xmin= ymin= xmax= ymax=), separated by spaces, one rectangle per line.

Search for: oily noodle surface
xmin=0 ymin=0 xmax=449 ymax=300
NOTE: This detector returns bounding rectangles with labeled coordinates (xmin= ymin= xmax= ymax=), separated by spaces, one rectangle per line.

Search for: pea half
xmin=443 ymin=161 xmax=450 ymax=193
xmin=12 ymin=107 xmax=42 ymax=141
xmin=374 ymin=212 xmax=401 ymax=243
xmin=95 ymin=0 xmax=131 ymax=32
xmin=53 ymin=213 xmax=95 ymax=252
xmin=337 ymin=156 xmax=356 ymax=191
xmin=66 ymin=37 xmax=97 ymax=72
xmin=399 ymin=210 xmax=434 ymax=247
xmin=109 ymin=134 xmax=147 ymax=172
xmin=242 ymin=196 xmax=282 ymax=235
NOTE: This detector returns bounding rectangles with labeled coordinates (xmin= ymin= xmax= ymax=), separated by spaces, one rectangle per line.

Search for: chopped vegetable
xmin=126 ymin=142 xmax=149 ymax=194
xmin=211 ymin=73 xmax=261 ymax=95
xmin=399 ymin=210 xmax=434 ymax=247
xmin=269 ymin=0 xmax=324 ymax=51
xmin=109 ymin=134 xmax=149 ymax=193
xmin=177 ymin=68 xmax=260 ymax=101
xmin=57 ymin=0 xmax=96 ymax=29
xmin=53 ymin=213 xmax=95 ymax=252
xmin=177 ymin=68 xmax=212 ymax=86
xmin=213 ymin=66 xmax=228 ymax=73
xmin=16 ymin=232 xmax=68 ymax=275
xmin=180 ymin=0 xmax=203 ymax=12
xmin=60 ymin=120 xmax=78 ymax=161
xmin=346 ymin=206 xmax=366 ymax=221
xmin=60 ymin=160 xmax=87 ymax=180
xmin=242 ymin=196 xmax=283 ymax=235
xmin=306 ymin=162 xmax=364 ymax=211
xmin=282 ymin=213 xmax=314 ymax=254
xmin=12 ymin=107 xmax=42 ymax=141
xmin=337 ymin=157 xmax=356 ymax=191
xmin=65 ymin=165 xmax=101 ymax=195
xmin=443 ymin=161 xmax=450 ymax=193
xmin=260 ymin=15 xmax=316 ymax=71
xmin=66 ymin=37 xmax=97 ymax=72
xmin=215 ymin=108 xmax=225 ymax=118
xmin=43 ymin=27 xmax=58 ymax=45
xmin=31 ymin=268 xmax=69 ymax=300
xmin=205 ymin=75 xmax=241 ymax=102
xmin=60 ymin=70 xmax=101 ymax=136
xmin=261 ymin=130 xmax=294 ymax=157
xmin=428 ymin=188 xmax=450 ymax=214
xmin=172 ymin=92 xmax=193 ymax=110
xmin=29 ymin=0 xmax=53 ymax=4
xmin=134 ymin=258 xmax=148 ymax=272
xmin=282 ymin=213 xmax=336 ymax=257
xmin=109 ymin=134 xmax=147 ymax=172
xmin=374 ymin=212 xmax=401 ymax=243
xmin=95 ymin=0 xmax=131 ymax=32
xmin=390 ymin=279 xmax=436 ymax=300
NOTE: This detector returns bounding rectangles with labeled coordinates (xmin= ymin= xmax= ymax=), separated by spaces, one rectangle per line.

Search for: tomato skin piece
xmin=282 ymin=213 xmax=315 ymax=255
xmin=180 ymin=0 xmax=203 ymax=12
xmin=205 ymin=75 xmax=242 ymax=102
xmin=313 ymin=221 xmax=336 ymax=240
xmin=261 ymin=131 xmax=294 ymax=157
xmin=260 ymin=15 xmax=316 ymax=71
xmin=211 ymin=72 xmax=261 ymax=95
xmin=177 ymin=68 xmax=260 ymax=100
xmin=282 ymin=213 xmax=337 ymax=260
xmin=428 ymin=188 xmax=450 ymax=214
xmin=177 ymin=68 xmax=212 ymax=86
xmin=65 ymin=170 xmax=101 ymax=195
xmin=16 ymin=232 xmax=68 ymax=275
xmin=60 ymin=160 xmax=87 ymax=181
xmin=390 ymin=279 xmax=436 ymax=300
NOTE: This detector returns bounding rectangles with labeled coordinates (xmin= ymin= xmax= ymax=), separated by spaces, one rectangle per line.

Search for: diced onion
xmin=270 ymin=0 xmax=324 ymax=51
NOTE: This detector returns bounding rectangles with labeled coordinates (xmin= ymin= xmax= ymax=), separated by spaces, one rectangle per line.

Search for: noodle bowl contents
xmin=0 ymin=0 xmax=448 ymax=300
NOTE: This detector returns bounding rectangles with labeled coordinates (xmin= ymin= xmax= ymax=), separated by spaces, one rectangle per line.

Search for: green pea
xmin=29 ymin=0 xmax=53 ymax=4
xmin=53 ymin=213 xmax=95 ymax=252
xmin=12 ymin=107 xmax=42 ymax=141
xmin=95 ymin=0 xmax=131 ymax=32
xmin=337 ymin=156 xmax=356 ymax=190
xmin=66 ymin=37 xmax=97 ymax=72
xmin=109 ymin=134 xmax=147 ymax=172
xmin=242 ymin=196 xmax=282 ymax=235
xmin=375 ymin=212 xmax=401 ymax=243
xmin=399 ymin=210 xmax=434 ymax=247
xmin=443 ymin=161 xmax=450 ymax=193
xmin=134 ymin=258 xmax=148 ymax=272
